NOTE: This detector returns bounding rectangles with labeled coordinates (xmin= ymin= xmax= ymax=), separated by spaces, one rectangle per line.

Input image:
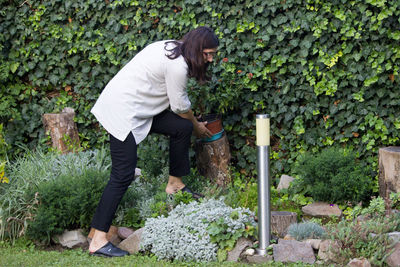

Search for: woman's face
xmin=202 ymin=48 xmax=218 ymax=63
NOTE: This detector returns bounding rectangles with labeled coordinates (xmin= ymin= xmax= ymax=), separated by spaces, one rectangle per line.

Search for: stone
xmin=378 ymin=146 xmax=400 ymax=198
xmin=246 ymin=254 xmax=273 ymax=264
xmin=87 ymin=225 xmax=121 ymax=246
xmin=318 ymin=240 xmax=341 ymax=263
xmin=55 ymin=229 xmax=87 ymax=248
xmin=118 ymin=227 xmax=135 ymax=240
xmin=388 ymin=232 xmax=400 ymax=244
xmin=277 ymin=175 xmax=295 ymax=191
xmin=226 ymin=237 xmax=253 ymax=262
xmin=305 ymin=238 xmax=322 ymax=250
xmin=386 ymin=242 xmax=400 ymax=267
xmin=347 ymin=258 xmax=371 ymax=267
xmin=273 ymin=239 xmax=316 ymax=264
xmin=271 ymin=211 xmax=297 ymax=237
xmin=134 ymin=168 xmax=142 ymax=178
xmin=283 ymin=234 xmax=295 ymax=240
xmin=118 ymin=228 xmax=144 ymax=254
xmin=302 ymin=202 xmax=342 ymax=217
xmin=243 ymin=248 xmax=255 ymax=256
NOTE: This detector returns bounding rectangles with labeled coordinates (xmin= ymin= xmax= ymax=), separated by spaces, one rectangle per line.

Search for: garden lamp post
xmin=255 ymin=114 xmax=271 ymax=256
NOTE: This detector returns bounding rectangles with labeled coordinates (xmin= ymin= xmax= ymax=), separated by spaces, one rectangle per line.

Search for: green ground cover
xmin=0 ymin=244 xmax=313 ymax=267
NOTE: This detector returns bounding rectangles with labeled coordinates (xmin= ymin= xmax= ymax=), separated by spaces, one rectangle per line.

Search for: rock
xmin=347 ymin=258 xmax=371 ymax=267
xmin=227 ymin=237 xmax=253 ymax=262
xmin=118 ymin=228 xmax=144 ymax=254
xmin=273 ymin=239 xmax=316 ymax=264
xmin=55 ymin=229 xmax=87 ymax=248
xmin=302 ymin=202 xmax=342 ymax=217
xmin=87 ymin=226 xmax=121 ymax=246
xmin=118 ymin=227 xmax=135 ymax=240
xmin=135 ymin=168 xmax=142 ymax=178
xmin=106 ymin=226 xmax=121 ymax=246
xmin=277 ymin=175 xmax=295 ymax=191
xmin=243 ymin=248 xmax=255 ymax=256
xmin=283 ymin=234 xmax=295 ymax=240
xmin=305 ymin=238 xmax=322 ymax=250
xmin=246 ymin=254 xmax=273 ymax=264
xmin=318 ymin=240 xmax=341 ymax=263
xmin=386 ymin=242 xmax=400 ymax=267
xmin=388 ymin=232 xmax=400 ymax=244
xmin=271 ymin=211 xmax=297 ymax=237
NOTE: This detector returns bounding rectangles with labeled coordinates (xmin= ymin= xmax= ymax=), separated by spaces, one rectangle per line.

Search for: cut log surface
xmin=195 ymin=133 xmax=231 ymax=186
xmin=271 ymin=211 xmax=297 ymax=237
xmin=42 ymin=107 xmax=80 ymax=153
xmin=379 ymin=146 xmax=400 ymax=198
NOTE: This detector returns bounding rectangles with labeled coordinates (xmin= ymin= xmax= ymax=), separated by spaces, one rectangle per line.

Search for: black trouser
xmin=91 ymin=110 xmax=193 ymax=232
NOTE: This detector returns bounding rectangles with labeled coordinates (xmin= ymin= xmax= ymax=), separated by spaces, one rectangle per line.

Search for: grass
xmin=0 ymin=242 xmax=315 ymax=267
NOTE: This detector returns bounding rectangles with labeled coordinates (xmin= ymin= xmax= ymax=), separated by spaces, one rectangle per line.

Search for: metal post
xmin=255 ymin=114 xmax=271 ymax=256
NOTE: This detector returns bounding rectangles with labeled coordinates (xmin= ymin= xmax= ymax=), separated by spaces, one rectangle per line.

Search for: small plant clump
xmin=290 ymin=147 xmax=374 ymax=205
xmin=141 ymin=198 xmax=256 ymax=262
xmin=287 ymin=222 xmax=326 ymax=241
xmin=326 ymin=212 xmax=400 ymax=266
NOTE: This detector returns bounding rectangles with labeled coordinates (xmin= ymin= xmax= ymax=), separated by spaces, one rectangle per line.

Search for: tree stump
xmin=379 ymin=146 xmax=400 ymax=198
xmin=271 ymin=211 xmax=297 ymax=237
xmin=195 ymin=133 xmax=231 ymax=186
xmin=42 ymin=107 xmax=80 ymax=153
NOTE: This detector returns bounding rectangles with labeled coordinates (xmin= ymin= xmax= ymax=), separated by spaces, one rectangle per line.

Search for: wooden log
xmin=42 ymin=107 xmax=80 ymax=153
xmin=271 ymin=211 xmax=297 ymax=238
xmin=379 ymin=146 xmax=400 ymax=198
xmin=195 ymin=133 xmax=231 ymax=186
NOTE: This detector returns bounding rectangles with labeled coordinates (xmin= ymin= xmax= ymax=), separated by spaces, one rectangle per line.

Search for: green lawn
xmin=0 ymin=246 xmax=314 ymax=267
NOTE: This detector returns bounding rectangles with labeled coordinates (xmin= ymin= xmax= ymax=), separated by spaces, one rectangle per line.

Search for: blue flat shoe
xmin=90 ymin=242 xmax=129 ymax=257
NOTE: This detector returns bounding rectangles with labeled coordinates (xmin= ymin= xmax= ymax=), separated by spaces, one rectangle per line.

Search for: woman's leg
xmin=150 ymin=110 xmax=193 ymax=193
xmin=89 ymin=132 xmax=137 ymax=252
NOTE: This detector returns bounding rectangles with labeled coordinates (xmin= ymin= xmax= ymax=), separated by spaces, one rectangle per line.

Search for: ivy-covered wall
xmin=1 ymin=0 xmax=399 ymax=176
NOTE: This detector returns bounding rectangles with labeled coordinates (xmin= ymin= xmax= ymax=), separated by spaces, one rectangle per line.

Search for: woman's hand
xmin=194 ymin=121 xmax=213 ymax=138
xmin=177 ymin=109 xmax=213 ymax=138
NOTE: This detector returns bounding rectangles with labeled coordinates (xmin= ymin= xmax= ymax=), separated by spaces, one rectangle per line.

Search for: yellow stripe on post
xmin=256 ymin=114 xmax=270 ymax=146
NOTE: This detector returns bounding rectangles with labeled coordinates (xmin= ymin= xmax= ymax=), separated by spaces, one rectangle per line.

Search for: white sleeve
xmin=164 ymin=58 xmax=191 ymax=113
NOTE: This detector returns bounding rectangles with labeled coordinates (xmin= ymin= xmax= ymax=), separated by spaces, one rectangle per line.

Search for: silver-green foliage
xmin=141 ymin=198 xmax=256 ymax=262
xmin=288 ymin=222 xmax=326 ymax=241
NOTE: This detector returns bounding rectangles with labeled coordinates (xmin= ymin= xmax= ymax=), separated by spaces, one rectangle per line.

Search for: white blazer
xmin=91 ymin=40 xmax=191 ymax=144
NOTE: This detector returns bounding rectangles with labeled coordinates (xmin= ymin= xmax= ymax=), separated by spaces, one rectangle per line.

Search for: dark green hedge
xmin=1 ymin=0 xmax=399 ymax=177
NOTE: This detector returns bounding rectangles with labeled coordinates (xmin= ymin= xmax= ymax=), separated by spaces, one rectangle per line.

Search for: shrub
xmin=25 ymin=168 xmax=110 ymax=244
xmin=287 ymin=222 xmax=326 ymax=241
xmin=326 ymin=213 xmax=400 ymax=266
xmin=0 ymin=148 xmax=110 ymax=242
xmin=291 ymin=147 xmax=374 ymax=205
xmin=141 ymin=198 xmax=256 ymax=262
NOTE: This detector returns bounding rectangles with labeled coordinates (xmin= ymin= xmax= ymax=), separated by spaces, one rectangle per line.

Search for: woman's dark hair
xmin=165 ymin=26 xmax=219 ymax=84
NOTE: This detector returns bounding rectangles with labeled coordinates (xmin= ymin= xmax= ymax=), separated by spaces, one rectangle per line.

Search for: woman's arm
xmin=178 ymin=109 xmax=213 ymax=138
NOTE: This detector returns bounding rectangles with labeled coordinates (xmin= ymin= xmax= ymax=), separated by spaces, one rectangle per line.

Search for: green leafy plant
xmin=326 ymin=213 xmax=400 ymax=266
xmin=0 ymin=148 xmax=111 ymax=242
xmin=1 ymin=0 xmax=400 ymax=180
xmin=290 ymin=147 xmax=374 ymax=205
xmin=207 ymin=210 xmax=256 ymax=261
xmin=343 ymin=196 xmax=386 ymax=221
xmin=25 ymin=168 xmax=110 ymax=244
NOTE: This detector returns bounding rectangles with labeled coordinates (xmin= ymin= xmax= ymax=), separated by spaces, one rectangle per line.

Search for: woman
xmin=89 ymin=26 xmax=219 ymax=257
